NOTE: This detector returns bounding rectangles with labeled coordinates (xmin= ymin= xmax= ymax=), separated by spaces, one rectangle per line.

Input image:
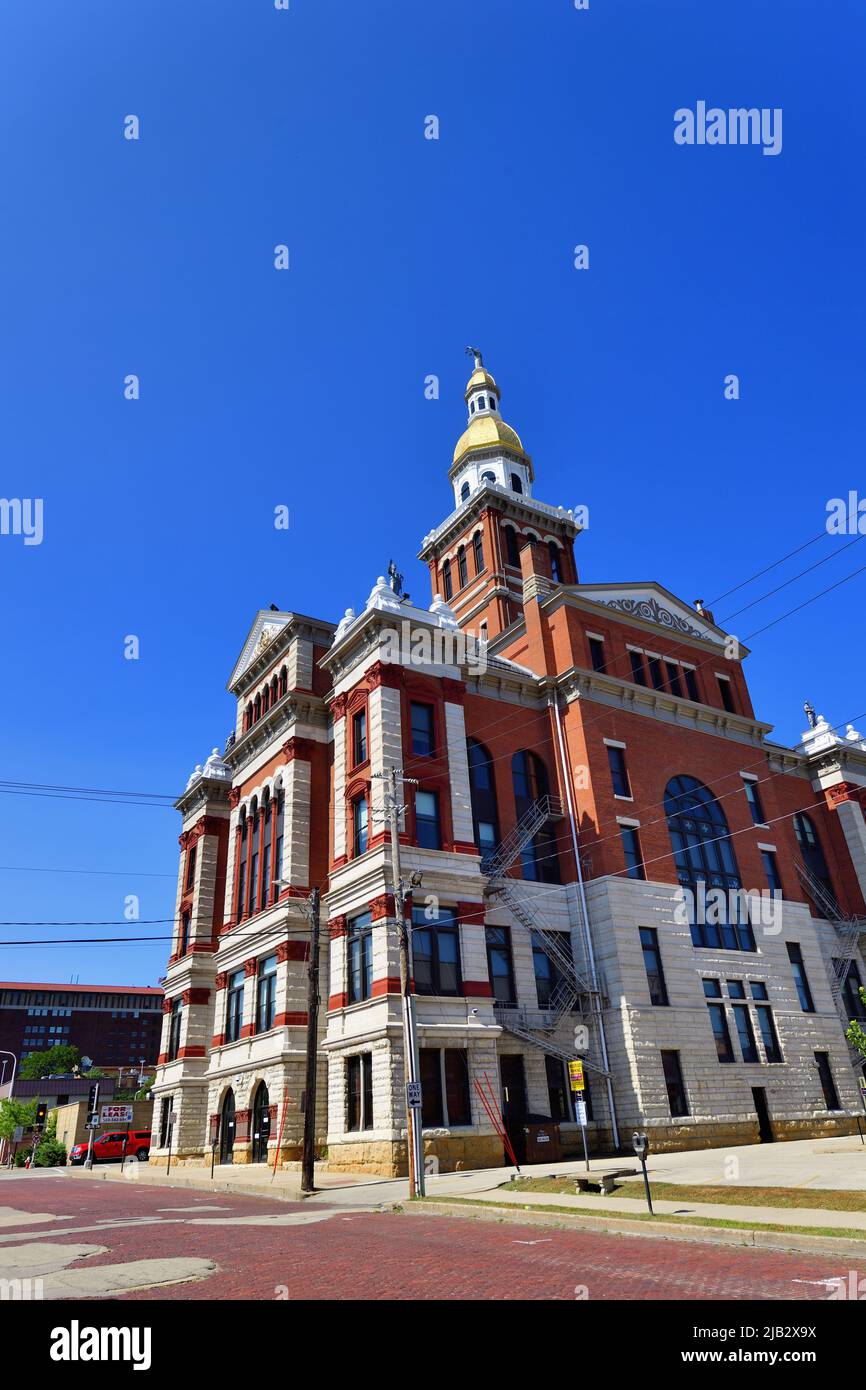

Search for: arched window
xmin=251 ymin=1082 xmax=271 ymax=1164
xmin=278 ymin=666 xmax=288 ymax=698
xmin=481 ymin=470 xmax=495 ymax=483
xmin=237 ymin=810 xmax=248 ymax=921
xmin=469 ymin=398 xmax=476 ymax=413
xmin=488 ymin=396 xmax=496 ymax=410
xmin=457 ymin=545 xmax=468 ymax=587
xmin=472 ymin=531 xmax=484 ymax=574
xmin=665 ymin=775 xmax=752 ymax=951
xmin=467 ymin=738 xmax=499 ymax=859
xmin=244 ymin=703 xmax=252 ymax=732
xmin=247 ymin=797 xmax=259 ymax=916
xmin=261 ymin=685 xmax=270 ymax=714
xmin=442 ymin=559 xmax=452 ymax=600
xmin=274 ymin=787 xmax=284 ymax=890
xmin=503 ymin=524 xmax=520 ymax=566
xmin=271 ymin=676 xmax=278 ymax=705
xmin=510 ymin=473 xmax=523 ymax=494
xmin=219 ymin=1089 xmax=236 ymax=1164
xmin=511 ymin=751 xmax=559 ymax=882
xmin=260 ymin=790 xmax=272 ymax=912
xmin=460 ymin=481 xmax=470 ymax=502
xmin=793 ymin=811 xmax=835 ymax=902
xmin=548 ymin=542 xmax=562 ymax=583
xmin=253 ymin=694 xmax=261 ymax=724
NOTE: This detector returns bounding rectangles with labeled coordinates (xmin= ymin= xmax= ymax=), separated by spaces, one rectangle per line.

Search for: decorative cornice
xmin=282 ymin=736 xmax=316 ymax=763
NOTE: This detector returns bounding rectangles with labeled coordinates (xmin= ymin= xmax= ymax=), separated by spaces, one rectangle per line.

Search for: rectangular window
xmin=762 ymin=849 xmax=782 ymax=894
xmin=665 ymin=661 xmax=683 ymax=698
xmin=743 ymin=777 xmax=767 ymax=826
xmin=178 ymin=911 xmax=190 ymax=957
xmin=607 ymin=745 xmax=631 ymax=798
xmin=457 ymin=547 xmax=468 ymax=588
xmin=443 ymin=1050 xmax=471 ymax=1126
xmin=754 ymin=1000 xmax=783 ymax=1063
xmin=353 ymin=796 xmax=368 ymax=856
xmin=619 ymin=825 xmax=646 ymax=880
xmin=352 ymin=709 xmax=367 ymax=764
xmin=415 ymin=789 xmax=441 ymax=850
xmin=628 ymin=649 xmax=647 ymax=686
xmin=167 ymin=998 xmax=183 ymax=1061
xmin=256 ymin=954 xmax=277 ymax=1034
xmin=814 ymin=1051 xmax=840 ymax=1111
xmin=717 ymin=675 xmax=736 ymax=713
xmin=839 ymin=959 xmax=866 ymax=1021
xmin=661 ymin=1050 xmax=689 ymax=1117
xmin=531 ymin=931 xmax=573 ymax=1010
xmin=683 ymin=666 xmax=700 ymax=702
xmin=346 ymin=1053 xmax=373 ymax=1131
xmin=419 ymin=1048 xmax=470 ymax=1127
xmin=647 ymin=655 xmax=666 ymax=691
xmin=786 ymin=942 xmax=815 ymax=1013
xmin=412 ymin=906 xmax=461 ymax=996
xmin=410 ymin=702 xmax=435 ymax=757
xmin=640 ymin=927 xmax=669 ymax=1006
xmin=732 ymin=1004 xmax=759 ymax=1063
xmin=707 ymin=1001 xmax=735 ymax=1063
xmin=486 ymin=926 xmax=515 ymax=1004
xmin=225 ymin=970 xmax=244 ymax=1042
xmin=185 ymin=844 xmax=197 ymax=892
xmin=443 ymin=562 xmax=453 ymax=600
xmin=588 ymin=636 xmax=606 ymax=673
xmin=545 ymin=1055 xmax=573 ymax=1122
xmin=347 ymin=912 xmax=374 ymax=1003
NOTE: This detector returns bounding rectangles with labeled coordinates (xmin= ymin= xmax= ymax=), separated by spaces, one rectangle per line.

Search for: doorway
xmin=751 ymin=1086 xmax=774 ymax=1143
xmin=251 ymin=1083 xmax=271 ymax=1164
xmin=500 ymin=1055 xmax=528 ymax=1164
xmin=219 ymin=1089 xmax=236 ymax=1164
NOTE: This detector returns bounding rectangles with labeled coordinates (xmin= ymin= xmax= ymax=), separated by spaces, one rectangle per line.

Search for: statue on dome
xmin=803 ymin=700 xmax=817 ymax=729
xmin=387 ymin=559 xmax=405 ymax=598
xmin=465 ymin=345 xmax=484 ymax=369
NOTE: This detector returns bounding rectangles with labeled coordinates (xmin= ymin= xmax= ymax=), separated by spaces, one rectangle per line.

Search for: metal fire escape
xmin=482 ymin=795 xmax=609 ymax=1076
xmin=795 ymin=860 xmax=866 ymax=1065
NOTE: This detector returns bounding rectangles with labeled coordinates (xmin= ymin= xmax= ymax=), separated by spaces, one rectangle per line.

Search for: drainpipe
xmin=550 ymin=693 xmax=620 ymax=1150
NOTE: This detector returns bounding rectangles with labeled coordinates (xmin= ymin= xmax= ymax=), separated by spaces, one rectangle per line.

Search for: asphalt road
xmin=0 ymin=1170 xmax=864 ymax=1302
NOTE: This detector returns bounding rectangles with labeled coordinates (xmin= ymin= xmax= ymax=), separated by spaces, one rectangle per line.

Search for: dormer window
xmin=487 ymin=395 xmax=495 ymax=409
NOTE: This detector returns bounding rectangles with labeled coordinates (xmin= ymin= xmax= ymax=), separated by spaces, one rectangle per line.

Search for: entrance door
xmin=219 ymin=1089 xmax=236 ymax=1164
xmin=500 ymin=1055 xmax=528 ymax=1164
xmin=251 ymin=1083 xmax=271 ymax=1164
xmin=751 ymin=1086 xmax=774 ymax=1143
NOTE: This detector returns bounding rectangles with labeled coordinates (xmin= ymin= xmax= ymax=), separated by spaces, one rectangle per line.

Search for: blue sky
xmin=1 ymin=0 xmax=863 ymax=988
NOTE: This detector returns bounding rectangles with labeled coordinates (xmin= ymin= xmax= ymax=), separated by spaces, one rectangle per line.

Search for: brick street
xmin=2 ymin=1172 xmax=864 ymax=1302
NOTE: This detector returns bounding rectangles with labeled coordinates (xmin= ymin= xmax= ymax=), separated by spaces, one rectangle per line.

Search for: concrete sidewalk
xmin=446 ymin=1185 xmax=866 ymax=1233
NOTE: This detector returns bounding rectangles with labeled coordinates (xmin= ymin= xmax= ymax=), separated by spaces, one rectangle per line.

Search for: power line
xmin=0 ymin=865 xmax=175 ymax=879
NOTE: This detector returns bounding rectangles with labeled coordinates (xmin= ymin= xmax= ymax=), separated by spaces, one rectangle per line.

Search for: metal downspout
xmin=551 ymin=692 xmax=621 ymax=1150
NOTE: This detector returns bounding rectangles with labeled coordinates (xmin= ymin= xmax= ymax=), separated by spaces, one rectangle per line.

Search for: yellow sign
xmin=568 ymin=1059 xmax=585 ymax=1093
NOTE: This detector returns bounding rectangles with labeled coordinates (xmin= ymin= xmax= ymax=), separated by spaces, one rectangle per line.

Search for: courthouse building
xmin=151 ymin=353 xmax=866 ymax=1173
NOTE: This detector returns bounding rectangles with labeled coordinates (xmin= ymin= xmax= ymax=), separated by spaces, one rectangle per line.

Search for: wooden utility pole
xmin=300 ymin=886 xmax=321 ymax=1194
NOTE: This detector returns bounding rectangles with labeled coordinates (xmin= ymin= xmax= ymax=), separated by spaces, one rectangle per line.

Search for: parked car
xmin=69 ymin=1129 xmax=151 ymax=1165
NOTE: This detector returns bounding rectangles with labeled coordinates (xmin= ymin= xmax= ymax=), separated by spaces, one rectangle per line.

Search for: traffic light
xmin=34 ymin=1103 xmax=48 ymax=1131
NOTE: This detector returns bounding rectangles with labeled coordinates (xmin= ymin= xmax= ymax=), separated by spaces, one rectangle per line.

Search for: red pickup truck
xmin=69 ymin=1129 xmax=151 ymax=1165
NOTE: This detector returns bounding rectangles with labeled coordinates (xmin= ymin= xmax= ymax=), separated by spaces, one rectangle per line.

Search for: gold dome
xmin=451 ymin=413 xmax=528 ymax=468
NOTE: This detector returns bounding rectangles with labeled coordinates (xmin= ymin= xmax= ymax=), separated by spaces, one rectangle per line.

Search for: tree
xmin=19 ymin=1044 xmax=81 ymax=1079
xmin=846 ymin=986 xmax=866 ymax=1061
xmin=0 ymin=1098 xmax=36 ymax=1143
xmin=135 ymin=1076 xmax=155 ymax=1102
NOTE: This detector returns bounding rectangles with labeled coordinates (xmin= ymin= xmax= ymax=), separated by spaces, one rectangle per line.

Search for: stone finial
xmin=334 ymin=607 xmax=357 ymax=640
xmin=186 ymin=764 xmax=203 ymax=789
xmin=366 ymin=576 xmax=402 ymax=614
xmin=429 ymin=593 xmax=459 ymax=628
xmin=203 ymin=747 xmax=231 ymax=781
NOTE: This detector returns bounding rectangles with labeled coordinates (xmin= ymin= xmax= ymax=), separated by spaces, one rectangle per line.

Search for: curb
xmin=407 ymin=1199 xmax=866 ymax=1261
xmin=54 ymin=1166 xmax=312 ymax=1204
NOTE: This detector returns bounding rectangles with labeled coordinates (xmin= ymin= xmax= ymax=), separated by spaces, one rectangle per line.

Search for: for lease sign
xmin=100 ymin=1104 xmax=133 ymax=1123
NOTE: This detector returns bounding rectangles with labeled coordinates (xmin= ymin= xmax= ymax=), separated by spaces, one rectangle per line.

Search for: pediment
xmin=228 ymin=611 xmax=292 ymax=689
xmin=572 ymin=583 xmax=731 ymax=648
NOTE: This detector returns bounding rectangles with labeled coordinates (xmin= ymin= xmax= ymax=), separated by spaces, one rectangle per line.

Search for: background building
xmin=0 ymin=982 xmax=163 ymax=1072
xmin=151 ymin=354 xmax=866 ymax=1174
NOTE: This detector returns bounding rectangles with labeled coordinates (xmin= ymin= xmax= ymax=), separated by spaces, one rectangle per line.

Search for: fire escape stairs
xmin=795 ymin=860 xmax=866 ymax=1068
xmin=482 ymin=795 xmax=609 ymax=1077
